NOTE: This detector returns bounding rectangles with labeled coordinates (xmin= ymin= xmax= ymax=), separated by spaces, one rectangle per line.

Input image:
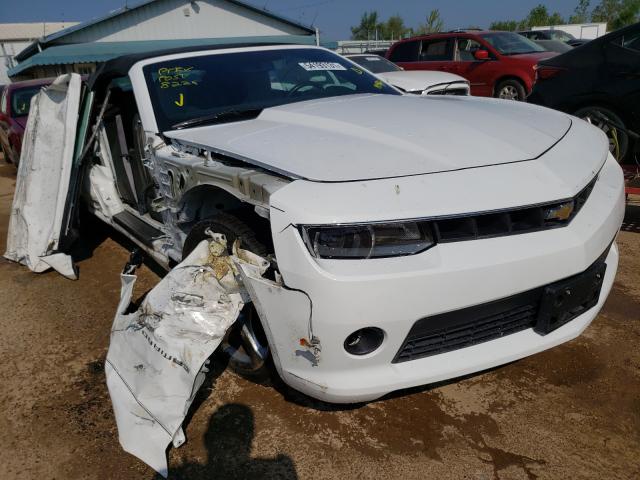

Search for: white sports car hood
xmin=165 ymin=94 xmax=572 ymax=182
xmin=377 ymin=70 xmax=468 ymax=92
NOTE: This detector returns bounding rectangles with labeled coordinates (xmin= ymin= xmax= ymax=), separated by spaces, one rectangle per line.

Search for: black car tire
xmin=182 ymin=213 xmax=272 ymax=383
xmin=574 ymin=106 xmax=629 ymax=162
xmin=495 ymin=79 xmax=527 ymax=101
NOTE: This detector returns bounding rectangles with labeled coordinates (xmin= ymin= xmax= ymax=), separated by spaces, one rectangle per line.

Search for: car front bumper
xmin=253 ymin=153 xmax=625 ymax=403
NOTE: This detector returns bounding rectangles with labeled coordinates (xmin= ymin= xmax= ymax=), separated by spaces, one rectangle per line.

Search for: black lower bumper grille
xmin=393 ymin=248 xmax=611 ymax=364
xmin=393 ymin=289 xmax=541 ymax=363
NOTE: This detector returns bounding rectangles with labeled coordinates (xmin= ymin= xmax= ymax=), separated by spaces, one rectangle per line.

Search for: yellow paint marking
xmin=175 ymin=94 xmax=184 ymax=107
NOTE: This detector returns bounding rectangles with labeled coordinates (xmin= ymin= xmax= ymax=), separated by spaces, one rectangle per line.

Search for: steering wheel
xmin=287 ymin=81 xmax=322 ymax=97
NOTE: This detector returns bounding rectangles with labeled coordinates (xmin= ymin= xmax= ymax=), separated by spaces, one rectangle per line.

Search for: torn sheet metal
xmin=4 ymin=73 xmax=82 ymax=279
xmin=105 ymin=234 xmax=268 ymax=477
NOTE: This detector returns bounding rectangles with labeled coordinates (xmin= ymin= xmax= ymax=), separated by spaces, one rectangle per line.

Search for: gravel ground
xmin=0 ymin=161 xmax=638 ymax=480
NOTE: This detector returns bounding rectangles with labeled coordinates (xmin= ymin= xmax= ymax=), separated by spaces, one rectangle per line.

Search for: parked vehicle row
xmin=376 ymin=24 xmax=639 ymax=163
xmin=3 ymin=25 xmax=638 ymax=168
xmin=386 ymin=30 xmax=555 ymax=101
xmin=345 ymin=54 xmax=470 ymax=95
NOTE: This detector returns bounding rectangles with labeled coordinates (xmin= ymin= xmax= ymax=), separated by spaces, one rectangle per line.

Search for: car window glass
xmin=11 ymin=86 xmax=41 ymax=117
xmin=480 ymin=32 xmax=545 ymax=55
xmin=622 ymin=31 xmax=640 ymax=51
xmin=144 ymin=48 xmax=399 ymax=132
xmin=389 ymin=40 xmax=420 ymax=62
xmin=550 ymin=31 xmax=573 ymax=41
xmin=349 ymin=56 xmax=401 ymax=73
xmin=456 ymin=38 xmax=483 ymax=61
xmin=420 ymin=39 xmax=452 ymax=61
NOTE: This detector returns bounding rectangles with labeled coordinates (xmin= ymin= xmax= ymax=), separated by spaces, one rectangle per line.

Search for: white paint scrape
xmin=105 ymin=234 xmax=269 ymax=476
xmin=3 ymin=73 xmax=81 ymax=279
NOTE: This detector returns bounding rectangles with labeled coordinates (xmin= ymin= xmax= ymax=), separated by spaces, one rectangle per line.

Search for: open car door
xmin=4 ymin=73 xmax=92 ymax=279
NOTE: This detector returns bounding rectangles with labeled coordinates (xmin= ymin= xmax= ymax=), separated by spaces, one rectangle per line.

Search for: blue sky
xmin=0 ymin=0 xmax=581 ymax=40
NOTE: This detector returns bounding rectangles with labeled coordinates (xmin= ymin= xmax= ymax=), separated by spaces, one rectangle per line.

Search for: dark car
xmin=527 ymin=38 xmax=574 ymax=54
xmin=519 ymin=29 xmax=589 ymax=47
xmin=386 ymin=30 xmax=555 ymax=101
xmin=0 ymin=78 xmax=54 ymax=165
xmin=528 ymin=22 xmax=640 ymax=162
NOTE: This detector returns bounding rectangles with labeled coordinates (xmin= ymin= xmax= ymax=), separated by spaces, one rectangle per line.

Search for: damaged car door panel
xmin=9 ymin=45 xmax=626 ymax=407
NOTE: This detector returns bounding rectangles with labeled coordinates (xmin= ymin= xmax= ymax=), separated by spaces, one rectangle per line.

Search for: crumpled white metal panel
xmin=3 ymin=73 xmax=82 ymax=279
xmin=105 ymin=234 xmax=268 ymax=477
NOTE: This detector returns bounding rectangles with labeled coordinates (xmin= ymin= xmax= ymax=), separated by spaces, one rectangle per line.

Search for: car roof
xmin=538 ymin=21 xmax=639 ymax=67
xmin=87 ymin=41 xmax=314 ymax=91
xmin=393 ymin=30 xmax=497 ymax=44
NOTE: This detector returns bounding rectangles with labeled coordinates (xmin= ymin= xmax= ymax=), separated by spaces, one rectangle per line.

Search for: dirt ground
xmin=0 ymin=160 xmax=638 ymax=480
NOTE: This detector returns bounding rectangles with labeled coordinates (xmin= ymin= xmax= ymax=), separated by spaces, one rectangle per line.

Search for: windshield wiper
xmin=171 ymin=108 xmax=263 ymax=130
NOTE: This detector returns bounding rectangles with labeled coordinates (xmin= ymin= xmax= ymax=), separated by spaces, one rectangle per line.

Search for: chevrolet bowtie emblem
xmin=544 ymin=201 xmax=575 ymax=221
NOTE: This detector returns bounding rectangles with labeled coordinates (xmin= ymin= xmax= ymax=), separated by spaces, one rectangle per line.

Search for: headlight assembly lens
xmin=301 ymin=222 xmax=434 ymax=259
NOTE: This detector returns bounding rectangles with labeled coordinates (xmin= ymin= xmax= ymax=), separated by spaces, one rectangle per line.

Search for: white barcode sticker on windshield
xmin=298 ymin=62 xmax=347 ymax=71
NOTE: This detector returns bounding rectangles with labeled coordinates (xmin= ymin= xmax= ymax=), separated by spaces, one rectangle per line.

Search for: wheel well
xmin=493 ymin=75 xmax=527 ymax=96
xmin=179 ymin=184 xmax=273 ymax=252
xmin=566 ymin=100 xmax=630 ymax=125
xmin=179 ymin=184 xmax=244 ymax=221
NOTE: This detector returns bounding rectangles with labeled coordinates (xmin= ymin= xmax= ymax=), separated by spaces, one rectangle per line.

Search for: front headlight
xmin=300 ymin=222 xmax=435 ymax=259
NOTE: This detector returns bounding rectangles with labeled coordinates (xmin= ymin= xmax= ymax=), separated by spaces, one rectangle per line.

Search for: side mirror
xmin=474 ymin=49 xmax=490 ymax=61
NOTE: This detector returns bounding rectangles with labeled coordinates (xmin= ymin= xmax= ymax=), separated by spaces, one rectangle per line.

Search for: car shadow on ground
xmin=72 ymin=209 xmax=168 ymax=278
xmin=269 ymin=359 xmax=511 ymax=413
xmin=155 ymin=403 xmax=298 ymax=480
xmin=622 ymin=202 xmax=640 ymax=233
xmin=0 ymin=162 xmax=16 ymax=179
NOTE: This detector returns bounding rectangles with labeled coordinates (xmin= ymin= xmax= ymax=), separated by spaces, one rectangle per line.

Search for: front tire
xmin=182 ymin=213 xmax=271 ymax=382
xmin=574 ymin=106 xmax=629 ymax=162
xmin=495 ymin=79 xmax=526 ymax=101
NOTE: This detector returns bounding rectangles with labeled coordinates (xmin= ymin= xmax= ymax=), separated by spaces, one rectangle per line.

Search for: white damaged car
xmin=346 ymin=53 xmax=470 ymax=95
xmin=10 ymin=44 xmax=625 ymax=404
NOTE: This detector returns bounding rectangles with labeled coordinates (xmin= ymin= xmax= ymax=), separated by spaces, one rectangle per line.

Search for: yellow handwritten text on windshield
xmin=157 ymin=66 xmax=198 ymax=89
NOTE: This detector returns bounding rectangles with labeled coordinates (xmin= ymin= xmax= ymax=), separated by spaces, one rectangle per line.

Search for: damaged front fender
xmin=105 ymin=235 xmax=268 ymax=476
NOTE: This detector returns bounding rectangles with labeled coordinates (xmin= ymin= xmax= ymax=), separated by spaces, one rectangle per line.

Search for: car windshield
xmin=11 ymin=86 xmax=42 ymax=117
xmin=480 ymin=32 xmax=545 ymax=55
xmin=347 ymin=55 xmax=401 ymax=73
xmin=549 ymin=30 xmax=575 ymax=41
xmin=143 ymin=47 xmax=399 ymax=131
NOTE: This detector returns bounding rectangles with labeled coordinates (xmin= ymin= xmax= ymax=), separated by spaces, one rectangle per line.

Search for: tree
xmin=591 ymin=0 xmax=640 ymax=29
xmin=382 ymin=14 xmax=412 ymax=40
xmin=569 ymin=0 xmax=591 ymax=23
xmin=350 ymin=11 xmax=381 ymax=40
xmin=614 ymin=0 xmax=640 ymax=28
xmin=417 ymin=9 xmax=444 ymax=34
xmin=591 ymin=0 xmax=621 ymax=23
xmin=489 ymin=4 xmax=565 ymax=31
xmin=489 ymin=20 xmax=519 ymax=31
xmin=525 ymin=4 xmax=552 ymax=26
xmin=548 ymin=12 xmax=566 ymax=24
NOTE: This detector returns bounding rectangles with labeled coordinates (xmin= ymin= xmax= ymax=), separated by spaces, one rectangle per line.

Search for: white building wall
xmin=59 ymin=0 xmax=309 ymax=44
xmin=0 ymin=22 xmax=78 ymax=84
xmin=532 ymin=23 xmax=608 ymax=39
xmin=0 ymin=41 xmax=30 ymax=84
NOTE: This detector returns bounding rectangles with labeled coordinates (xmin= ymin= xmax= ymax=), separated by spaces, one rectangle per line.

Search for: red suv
xmin=386 ymin=31 xmax=556 ymax=101
xmin=0 ymin=78 xmax=54 ymax=166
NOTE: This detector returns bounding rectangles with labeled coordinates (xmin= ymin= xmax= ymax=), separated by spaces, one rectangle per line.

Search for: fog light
xmin=344 ymin=327 xmax=384 ymax=356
